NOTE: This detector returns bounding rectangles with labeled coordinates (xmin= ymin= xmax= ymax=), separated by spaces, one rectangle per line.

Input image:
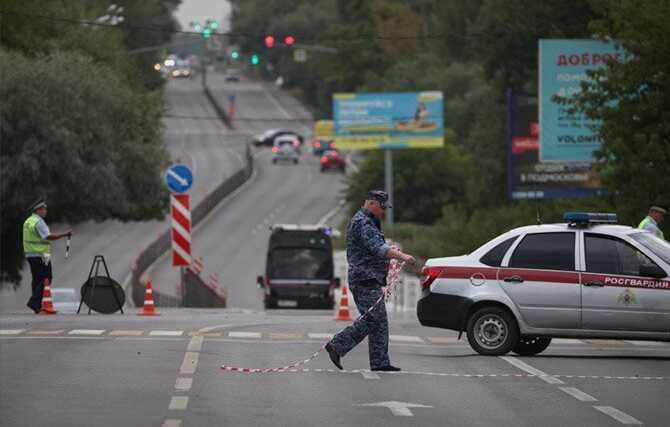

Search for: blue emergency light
xmin=564 ymin=212 xmax=618 ymax=225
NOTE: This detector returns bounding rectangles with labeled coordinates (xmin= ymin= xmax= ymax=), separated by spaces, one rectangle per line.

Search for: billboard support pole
xmin=384 ymin=149 xmax=394 ymax=225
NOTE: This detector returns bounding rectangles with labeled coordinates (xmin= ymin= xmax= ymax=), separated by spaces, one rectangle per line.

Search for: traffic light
xmin=203 ymin=28 xmax=211 ymax=39
xmin=264 ymin=35 xmax=275 ymax=48
xmin=210 ymin=21 xmax=219 ymax=30
xmin=230 ymin=50 xmax=240 ymax=59
xmin=194 ymin=23 xmax=202 ymax=32
xmin=284 ymin=35 xmax=295 ymax=46
xmin=251 ymin=54 xmax=260 ymax=65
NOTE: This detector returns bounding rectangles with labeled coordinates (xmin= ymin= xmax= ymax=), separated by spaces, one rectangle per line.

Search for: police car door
xmin=499 ymin=231 xmax=580 ymax=329
xmin=580 ymin=232 xmax=669 ymax=332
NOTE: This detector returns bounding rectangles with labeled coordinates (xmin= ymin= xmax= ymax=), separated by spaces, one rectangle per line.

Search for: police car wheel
xmin=264 ymin=297 xmax=277 ymax=309
xmin=466 ymin=306 xmax=519 ymax=356
xmin=512 ymin=336 xmax=552 ymax=356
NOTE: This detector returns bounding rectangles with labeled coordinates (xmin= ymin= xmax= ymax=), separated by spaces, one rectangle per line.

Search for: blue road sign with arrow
xmin=165 ymin=164 xmax=193 ymax=193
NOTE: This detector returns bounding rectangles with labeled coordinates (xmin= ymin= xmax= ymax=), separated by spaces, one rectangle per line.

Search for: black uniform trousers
xmin=27 ymin=257 xmax=52 ymax=311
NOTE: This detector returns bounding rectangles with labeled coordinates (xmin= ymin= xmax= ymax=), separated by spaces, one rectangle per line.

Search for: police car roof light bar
xmin=564 ymin=212 xmax=618 ymax=226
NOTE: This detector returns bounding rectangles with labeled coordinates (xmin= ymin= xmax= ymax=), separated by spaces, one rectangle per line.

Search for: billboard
xmin=333 ymin=92 xmax=444 ymax=150
xmin=539 ymin=39 xmax=622 ymax=162
xmin=508 ymin=90 xmax=604 ymax=199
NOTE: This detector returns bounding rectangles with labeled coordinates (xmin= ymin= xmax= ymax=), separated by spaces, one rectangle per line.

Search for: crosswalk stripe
xmin=0 ymin=329 xmax=25 ymax=335
xmin=390 ymin=335 xmax=424 ymax=343
xmin=28 ymin=330 xmax=64 ymax=335
xmin=228 ymin=332 xmax=262 ymax=339
xmin=552 ymin=338 xmax=586 ymax=345
xmin=109 ymin=330 xmax=144 ymax=336
xmin=269 ymin=333 xmax=301 ymax=339
xmin=69 ymin=330 xmax=105 ymax=336
xmin=307 ymin=333 xmax=333 ymax=340
xmin=149 ymin=330 xmax=184 ymax=337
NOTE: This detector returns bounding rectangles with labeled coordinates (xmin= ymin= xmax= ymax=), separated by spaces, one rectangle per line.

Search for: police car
xmin=417 ymin=213 xmax=670 ymax=356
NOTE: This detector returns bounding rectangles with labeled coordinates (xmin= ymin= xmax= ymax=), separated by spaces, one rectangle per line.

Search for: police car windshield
xmin=269 ymin=248 xmax=331 ymax=279
xmin=630 ymin=232 xmax=670 ymax=266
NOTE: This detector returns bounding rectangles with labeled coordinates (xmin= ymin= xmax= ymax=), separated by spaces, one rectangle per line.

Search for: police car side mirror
xmin=335 ymin=278 xmax=341 ymax=288
xmin=639 ymin=264 xmax=667 ymax=279
xmin=257 ymin=276 xmax=264 ymax=288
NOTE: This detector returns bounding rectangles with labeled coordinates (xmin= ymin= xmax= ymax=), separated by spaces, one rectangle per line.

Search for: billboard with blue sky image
xmin=333 ymin=92 xmax=445 ymax=150
xmin=539 ymin=39 xmax=622 ymax=162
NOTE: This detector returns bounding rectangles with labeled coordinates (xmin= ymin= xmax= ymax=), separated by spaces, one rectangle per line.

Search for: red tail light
xmin=315 ymin=142 xmax=321 ymax=148
xmin=420 ymin=266 xmax=443 ymax=290
xmin=272 ymin=146 xmax=279 ymax=153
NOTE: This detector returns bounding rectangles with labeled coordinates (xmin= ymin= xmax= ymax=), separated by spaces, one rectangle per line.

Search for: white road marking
xmin=0 ymin=330 xmax=24 ymax=335
xmin=68 ymin=329 xmax=105 ymax=336
xmin=162 ymin=419 xmax=182 ymax=427
xmin=109 ymin=330 xmax=144 ymax=336
xmin=180 ymin=352 xmax=200 ymax=375
xmin=361 ymin=371 xmax=380 ymax=380
xmin=551 ymin=338 xmax=585 ymax=345
xmin=150 ymin=330 xmax=184 ymax=337
xmin=593 ymin=406 xmax=643 ymax=425
xmin=187 ymin=335 xmax=204 ymax=352
xmin=168 ymin=396 xmax=189 ymax=410
xmin=355 ymin=401 xmax=432 ymax=417
xmin=228 ymin=331 xmax=262 ymax=339
xmin=390 ymin=335 xmax=424 ymax=343
xmin=500 ymin=356 xmax=564 ymax=384
xmin=308 ymin=333 xmax=333 ymax=340
xmin=175 ymin=377 xmax=193 ymax=391
xmin=559 ymin=387 xmax=598 ymax=402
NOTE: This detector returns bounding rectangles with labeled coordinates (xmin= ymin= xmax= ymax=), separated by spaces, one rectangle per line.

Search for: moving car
xmin=51 ymin=288 xmax=80 ymax=314
xmin=417 ymin=212 xmax=670 ymax=356
xmin=171 ymin=60 xmax=192 ymax=78
xmin=312 ymin=138 xmax=335 ymax=156
xmin=320 ymin=150 xmax=346 ymax=173
xmin=253 ymin=129 xmax=304 ymax=147
xmin=257 ymin=224 xmax=340 ymax=309
xmin=272 ymin=136 xmax=300 ymax=164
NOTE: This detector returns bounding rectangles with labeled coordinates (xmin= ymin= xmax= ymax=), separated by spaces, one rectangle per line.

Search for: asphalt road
xmin=0 ymin=76 xmax=243 ymax=313
xmin=147 ymin=71 xmax=346 ymax=308
xmin=1 ymin=310 xmax=668 ymax=427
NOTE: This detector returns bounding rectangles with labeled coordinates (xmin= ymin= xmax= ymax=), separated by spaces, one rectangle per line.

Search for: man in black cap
xmin=22 ymin=200 xmax=72 ymax=313
xmin=325 ymin=190 xmax=416 ymax=371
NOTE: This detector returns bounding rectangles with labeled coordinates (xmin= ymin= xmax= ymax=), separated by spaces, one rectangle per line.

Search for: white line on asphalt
xmin=68 ymin=329 xmax=106 ymax=336
xmin=175 ymin=377 xmax=193 ymax=391
xmin=361 ymin=371 xmax=380 ymax=380
xmin=168 ymin=396 xmax=189 ymax=410
xmin=559 ymin=387 xmax=598 ymax=402
xmin=180 ymin=352 xmax=200 ymax=375
xmin=551 ymin=338 xmax=585 ymax=345
xmin=390 ymin=335 xmax=424 ymax=343
xmin=228 ymin=331 xmax=262 ymax=338
xmin=593 ymin=406 xmax=643 ymax=425
xmin=499 ymin=356 xmax=564 ymax=384
xmin=162 ymin=419 xmax=182 ymax=427
xmin=0 ymin=330 xmax=24 ymax=335
xmin=150 ymin=330 xmax=184 ymax=337
xmin=308 ymin=333 xmax=334 ymax=339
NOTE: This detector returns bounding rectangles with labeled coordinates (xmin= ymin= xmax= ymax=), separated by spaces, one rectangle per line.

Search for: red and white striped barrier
xmin=220 ymin=261 xmax=406 ymax=373
xmin=188 ymin=256 xmax=204 ymax=275
xmin=170 ymin=194 xmax=192 ymax=266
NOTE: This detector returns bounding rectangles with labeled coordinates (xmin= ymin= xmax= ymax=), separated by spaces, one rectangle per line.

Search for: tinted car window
xmin=269 ymin=248 xmax=331 ymax=279
xmin=585 ymin=233 xmax=658 ymax=276
xmin=480 ymin=236 xmax=518 ymax=267
xmin=509 ymin=232 xmax=575 ymax=271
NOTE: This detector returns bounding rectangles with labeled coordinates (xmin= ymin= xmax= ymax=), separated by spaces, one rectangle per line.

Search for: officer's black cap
xmin=367 ymin=190 xmax=392 ymax=209
xmin=30 ymin=199 xmax=47 ymax=212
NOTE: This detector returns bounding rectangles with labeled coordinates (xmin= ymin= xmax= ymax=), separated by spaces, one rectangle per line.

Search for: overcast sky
xmin=174 ymin=0 xmax=231 ymax=31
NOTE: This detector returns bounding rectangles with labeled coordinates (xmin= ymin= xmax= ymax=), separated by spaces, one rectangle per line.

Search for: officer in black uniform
xmin=325 ymin=191 xmax=416 ymax=371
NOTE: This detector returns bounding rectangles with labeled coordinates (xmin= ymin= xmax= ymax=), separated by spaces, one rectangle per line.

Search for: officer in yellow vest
xmin=23 ymin=200 xmax=72 ymax=313
xmin=638 ymin=205 xmax=666 ymax=240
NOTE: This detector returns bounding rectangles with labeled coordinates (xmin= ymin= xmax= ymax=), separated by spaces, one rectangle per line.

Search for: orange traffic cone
xmin=138 ymin=280 xmax=160 ymax=316
xmin=38 ymin=278 xmax=57 ymax=315
xmin=335 ymin=286 xmax=353 ymax=321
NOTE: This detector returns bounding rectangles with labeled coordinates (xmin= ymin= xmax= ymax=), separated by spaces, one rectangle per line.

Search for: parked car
xmin=258 ymin=224 xmax=340 ymax=309
xmin=417 ymin=212 xmax=670 ymax=356
xmin=320 ymin=150 xmax=346 ymax=173
xmin=253 ymin=129 xmax=304 ymax=147
xmin=272 ymin=136 xmax=300 ymax=164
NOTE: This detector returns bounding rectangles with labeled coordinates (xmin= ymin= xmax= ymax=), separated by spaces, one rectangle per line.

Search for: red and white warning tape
xmin=221 ymin=259 xmax=406 ymax=373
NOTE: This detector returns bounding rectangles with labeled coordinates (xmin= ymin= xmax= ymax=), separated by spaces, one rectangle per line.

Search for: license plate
xmin=277 ymin=300 xmax=298 ymax=308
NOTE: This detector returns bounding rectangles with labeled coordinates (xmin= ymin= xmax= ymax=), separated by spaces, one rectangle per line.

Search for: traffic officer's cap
xmin=367 ymin=190 xmax=392 ymax=209
xmin=30 ymin=199 xmax=47 ymax=212
xmin=650 ymin=205 xmax=667 ymax=215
